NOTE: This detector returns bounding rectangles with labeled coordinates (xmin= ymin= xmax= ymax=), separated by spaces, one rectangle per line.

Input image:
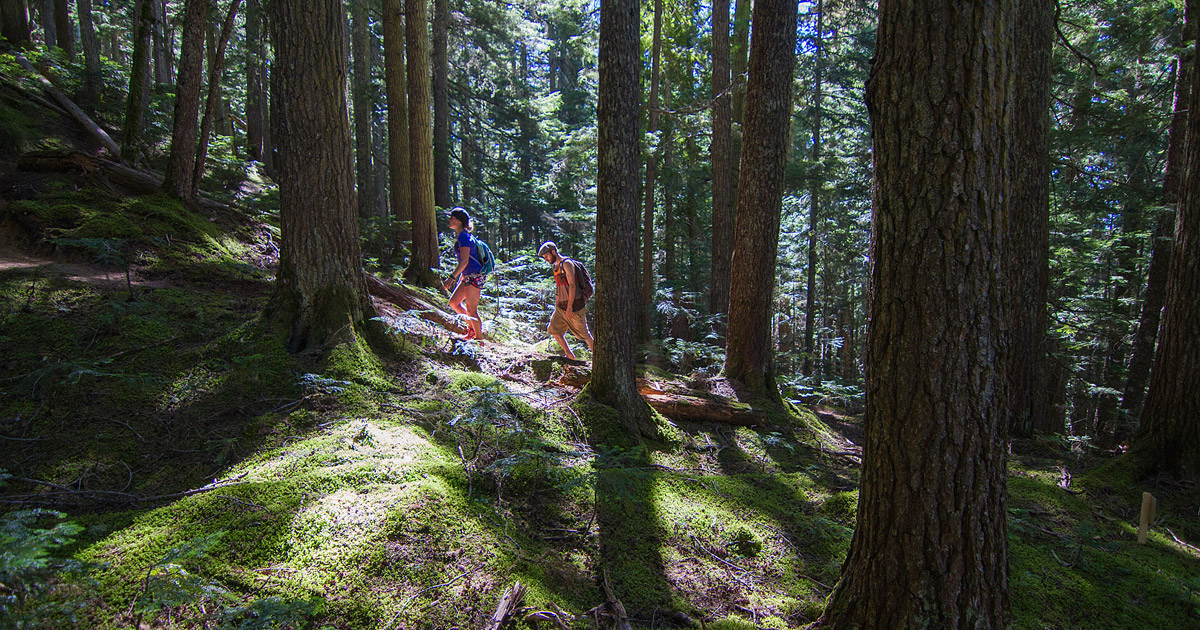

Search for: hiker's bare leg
xmin=552 ymin=332 xmax=576 ymax=360
xmin=448 ymin=283 xmax=476 ymax=336
xmin=463 ymin=285 xmax=482 ymax=338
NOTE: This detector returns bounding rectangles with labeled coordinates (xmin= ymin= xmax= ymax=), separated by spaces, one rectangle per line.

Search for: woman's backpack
xmin=471 ymin=235 xmax=494 ymax=275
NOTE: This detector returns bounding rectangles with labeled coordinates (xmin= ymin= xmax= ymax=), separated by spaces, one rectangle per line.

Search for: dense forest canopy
xmin=1 ymin=0 xmax=1199 ymax=627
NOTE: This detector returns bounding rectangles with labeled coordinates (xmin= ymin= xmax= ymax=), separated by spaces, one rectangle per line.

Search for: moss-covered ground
xmin=2 ymin=180 xmax=1199 ymax=630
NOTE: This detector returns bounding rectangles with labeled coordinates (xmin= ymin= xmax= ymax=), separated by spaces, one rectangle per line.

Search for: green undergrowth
xmin=2 ymin=187 xmax=266 ymax=285
xmin=5 ymin=252 xmax=1200 ymax=628
xmin=1007 ymin=447 xmax=1200 ymax=629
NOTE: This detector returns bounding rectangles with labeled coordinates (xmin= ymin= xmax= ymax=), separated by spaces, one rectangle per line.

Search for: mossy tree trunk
xmin=723 ymin=0 xmax=799 ymax=402
xmin=432 ymin=0 xmax=450 ymax=209
xmin=403 ymin=0 xmax=439 ymax=288
xmin=1135 ymin=0 xmax=1200 ymax=477
xmin=120 ymin=0 xmax=154 ymax=160
xmin=591 ymin=0 xmax=655 ymax=438
xmin=814 ymin=0 xmax=1015 ymax=626
xmin=161 ymin=0 xmax=207 ymax=200
xmin=267 ymin=0 xmax=376 ymax=353
xmin=384 ymin=0 xmax=411 ymax=246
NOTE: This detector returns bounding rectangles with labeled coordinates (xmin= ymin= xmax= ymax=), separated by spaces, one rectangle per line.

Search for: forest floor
xmin=2 ymin=82 xmax=1200 ymax=630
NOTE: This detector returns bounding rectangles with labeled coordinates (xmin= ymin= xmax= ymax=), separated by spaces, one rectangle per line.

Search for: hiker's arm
xmin=443 ymin=245 xmax=471 ymax=289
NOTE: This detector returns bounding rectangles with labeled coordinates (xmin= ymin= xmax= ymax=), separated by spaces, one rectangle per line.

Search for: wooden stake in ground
xmin=484 ymin=581 xmax=528 ymax=630
xmin=1138 ymin=491 xmax=1157 ymax=544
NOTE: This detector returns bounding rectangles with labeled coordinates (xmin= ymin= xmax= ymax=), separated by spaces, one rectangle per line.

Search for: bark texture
xmin=1010 ymin=0 xmax=1053 ymax=436
xmin=78 ymin=0 xmax=99 ymax=99
xmin=160 ymin=0 xmax=207 ymax=200
xmin=383 ymin=0 xmax=411 ymax=244
xmin=1122 ymin=6 xmax=1193 ymax=424
xmin=639 ymin=0 xmax=662 ymax=342
xmin=723 ymin=0 xmax=799 ymax=400
xmin=815 ymin=0 xmax=1015 ymax=627
xmin=267 ymin=0 xmax=373 ymax=352
xmin=432 ymin=0 xmax=450 ymax=209
xmin=1 ymin=0 xmax=32 ymax=49
xmin=120 ymin=0 xmax=154 ymax=159
xmin=709 ymin=0 xmax=733 ymax=329
xmin=352 ymin=0 xmax=375 ymax=219
xmin=1135 ymin=0 xmax=1200 ymax=476
xmin=592 ymin=0 xmax=654 ymax=437
xmin=403 ymin=0 xmax=439 ymax=287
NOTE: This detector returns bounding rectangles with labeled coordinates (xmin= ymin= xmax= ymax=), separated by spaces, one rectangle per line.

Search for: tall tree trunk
xmin=1135 ymin=0 xmax=1200 ymax=477
xmin=639 ymin=0 xmax=662 ymax=343
xmin=78 ymin=0 xmax=99 ymax=99
xmin=52 ymin=0 xmax=71 ymax=59
xmin=383 ymin=0 xmax=411 ymax=247
xmin=162 ymin=0 xmax=175 ymax=84
xmin=1010 ymin=0 xmax=1054 ymax=437
xmin=39 ymin=0 xmax=55 ymax=49
xmin=730 ymin=0 xmax=750 ymax=126
xmin=431 ymin=0 xmax=450 ymax=209
xmin=151 ymin=0 xmax=166 ymax=84
xmin=160 ymin=0 xmax=207 ymax=200
xmin=191 ymin=0 xmax=241 ymax=196
xmin=803 ymin=0 xmax=824 ymax=377
xmin=723 ymin=0 xmax=799 ymax=401
xmin=1122 ymin=12 xmax=1193 ymax=426
xmin=815 ymin=0 xmax=1014 ymax=626
xmin=245 ymin=0 xmax=266 ymax=162
xmin=709 ymin=0 xmax=733 ymax=335
xmin=403 ymin=0 xmax=439 ymax=287
xmin=120 ymin=0 xmax=154 ymax=160
xmin=266 ymin=0 xmax=375 ymax=353
xmin=351 ymin=0 xmax=375 ymax=219
xmin=1 ymin=0 xmax=33 ymax=49
xmin=371 ymin=25 xmax=388 ymax=219
xmin=592 ymin=0 xmax=655 ymax=437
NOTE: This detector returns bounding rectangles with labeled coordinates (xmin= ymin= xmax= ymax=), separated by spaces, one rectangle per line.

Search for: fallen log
xmin=12 ymin=52 xmax=122 ymax=158
xmin=643 ymin=392 xmax=764 ymax=426
xmin=363 ymin=273 xmax=467 ymax=335
xmin=484 ymin=581 xmax=527 ymax=630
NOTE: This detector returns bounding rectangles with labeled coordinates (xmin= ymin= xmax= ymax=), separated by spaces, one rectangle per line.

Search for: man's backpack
xmin=471 ymin=235 xmax=494 ymax=275
xmin=566 ymin=257 xmax=594 ymax=307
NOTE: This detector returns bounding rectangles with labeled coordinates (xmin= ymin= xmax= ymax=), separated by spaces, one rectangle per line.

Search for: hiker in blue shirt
xmin=442 ymin=207 xmax=485 ymax=340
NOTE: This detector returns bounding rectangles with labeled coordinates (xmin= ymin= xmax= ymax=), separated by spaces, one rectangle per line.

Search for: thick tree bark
xmin=150 ymin=0 xmax=165 ymax=83
xmin=266 ymin=0 xmax=375 ymax=353
xmin=38 ymin=0 xmax=54 ymax=49
xmin=723 ymin=0 xmax=799 ymax=401
xmin=191 ymin=0 xmax=240 ymax=196
xmin=1 ymin=0 xmax=33 ymax=49
xmin=403 ymin=0 xmax=439 ymax=287
xmin=1122 ymin=11 xmax=1193 ymax=425
xmin=1135 ymin=0 xmax=1200 ymax=477
xmin=814 ymin=0 xmax=1015 ymax=627
xmin=431 ymin=0 xmax=450 ymax=209
xmin=120 ymin=0 xmax=154 ymax=160
xmin=592 ymin=0 xmax=654 ymax=437
xmin=803 ymin=0 xmax=824 ymax=377
xmin=160 ymin=0 xmax=207 ymax=200
xmin=244 ymin=0 xmax=266 ymax=163
xmin=77 ymin=0 xmax=99 ymax=100
xmin=52 ymin=0 xmax=70 ymax=59
xmin=383 ymin=0 xmax=411 ymax=245
xmin=709 ymin=0 xmax=733 ymax=332
xmin=639 ymin=0 xmax=662 ymax=343
xmin=351 ymin=0 xmax=375 ymax=220
xmin=1010 ymin=0 xmax=1054 ymax=437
